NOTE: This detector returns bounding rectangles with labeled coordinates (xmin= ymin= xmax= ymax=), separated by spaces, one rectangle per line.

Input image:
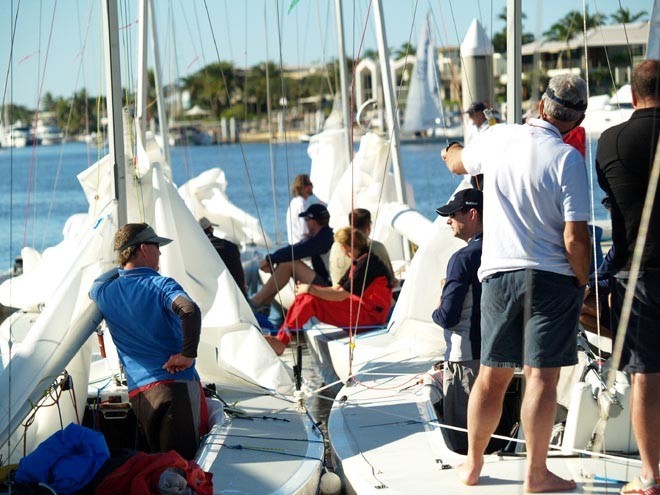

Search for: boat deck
xmin=328 ymin=353 xmax=640 ymax=495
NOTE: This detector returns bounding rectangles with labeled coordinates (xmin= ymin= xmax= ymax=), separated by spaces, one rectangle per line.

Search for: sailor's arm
xmin=564 ymin=221 xmax=591 ymax=287
xmin=162 ymin=295 xmax=201 ymax=373
xmin=441 ymin=142 xmax=467 ymax=175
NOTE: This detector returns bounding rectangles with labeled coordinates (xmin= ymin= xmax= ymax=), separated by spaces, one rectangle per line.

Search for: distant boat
xmin=168 ymin=123 xmax=212 ymax=146
xmin=401 ymin=11 xmax=463 ymax=143
xmin=0 ymin=121 xmax=38 ymax=148
xmin=34 ymin=122 xmax=64 ymax=146
xmin=581 ymin=84 xmax=634 ymax=139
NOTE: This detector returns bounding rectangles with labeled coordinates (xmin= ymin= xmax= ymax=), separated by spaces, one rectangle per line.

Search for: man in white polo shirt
xmin=441 ymin=74 xmax=591 ymax=493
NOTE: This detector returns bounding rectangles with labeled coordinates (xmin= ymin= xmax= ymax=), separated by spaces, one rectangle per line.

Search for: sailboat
xmin=300 ymin=2 xmax=655 ymax=493
xmin=400 ymin=11 xmax=463 ymax=144
xmin=0 ymin=1 xmax=324 ymax=492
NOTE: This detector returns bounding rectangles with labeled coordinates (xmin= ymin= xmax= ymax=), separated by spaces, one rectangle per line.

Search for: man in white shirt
xmin=464 ymin=101 xmax=489 ymax=145
xmin=442 ymin=74 xmax=591 ymax=493
xmin=287 ymin=174 xmax=321 ymax=244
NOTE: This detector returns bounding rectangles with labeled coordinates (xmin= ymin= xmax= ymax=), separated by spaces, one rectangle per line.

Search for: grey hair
xmin=541 ymin=74 xmax=588 ymax=122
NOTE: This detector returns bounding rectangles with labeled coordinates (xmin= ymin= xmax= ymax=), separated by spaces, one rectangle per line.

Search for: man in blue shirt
xmin=90 ymin=223 xmax=204 ymax=460
xmin=432 ymin=188 xmax=483 ymax=454
xmin=250 ymin=203 xmax=334 ymax=311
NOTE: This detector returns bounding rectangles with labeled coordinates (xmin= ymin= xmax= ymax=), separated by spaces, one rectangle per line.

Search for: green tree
xmin=2 ymin=103 xmax=32 ymax=125
xmin=543 ymin=8 xmax=606 ymax=42
xmin=492 ymin=8 xmax=534 ymax=54
xmin=610 ymin=8 xmax=647 ymax=24
xmin=394 ymin=42 xmax=416 ymax=59
xmin=543 ymin=8 xmax=606 ymax=68
xmin=50 ymin=90 xmax=100 ymax=136
xmin=183 ymin=61 xmax=237 ymax=118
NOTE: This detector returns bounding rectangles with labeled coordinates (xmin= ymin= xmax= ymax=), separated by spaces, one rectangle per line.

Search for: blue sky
xmin=0 ymin=0 xmax=653 ymax=108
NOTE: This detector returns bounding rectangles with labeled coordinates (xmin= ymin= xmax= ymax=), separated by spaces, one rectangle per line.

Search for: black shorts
xmin=611 ymin=272 xmax=660 ymax=374
xmin=481 ymin=269 xmax=582 ymax=368
xmin=129 ymin=380 xmax=202 ymax=459
xmin=311 ymin=274 xmax=332 ymax=287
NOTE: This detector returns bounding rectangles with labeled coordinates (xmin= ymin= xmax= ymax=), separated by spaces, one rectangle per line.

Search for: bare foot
xmin=264 ymin=335 xmax=286 ymax=356
xmin=525 ymin=468 xmax=576 ymax=493
xmin=456 ymin=458 xmax=483 ymax=486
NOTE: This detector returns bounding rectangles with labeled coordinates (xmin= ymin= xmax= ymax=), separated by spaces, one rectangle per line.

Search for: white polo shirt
xmin=461 ymin=118 xmax=590 ymax=280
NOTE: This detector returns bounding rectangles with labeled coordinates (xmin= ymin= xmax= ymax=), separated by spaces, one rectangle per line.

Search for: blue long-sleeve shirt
xmin=589 ymin=245 xmax=616 ymax=295
xmin=268 ymin=225 xmax=334 ymax=283
xmin=432 ymin=233 xmax=482 ymax=362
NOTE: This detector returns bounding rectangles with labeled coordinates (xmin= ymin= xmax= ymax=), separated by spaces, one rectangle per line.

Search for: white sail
xmin=402 ymin=12 xmax=443 ymax=133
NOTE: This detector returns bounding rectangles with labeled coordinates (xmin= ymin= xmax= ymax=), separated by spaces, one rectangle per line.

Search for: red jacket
xmin=95 ymin=450 xmax=213 ymax=495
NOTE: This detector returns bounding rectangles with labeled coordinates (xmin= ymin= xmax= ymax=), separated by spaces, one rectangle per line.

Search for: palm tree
xmin=394 ymin=42 xmax=416 ymax=60
xmin=610 ymin=8 xmax=647 ymax=24
xmin=543 ymin=9 xmax=606 ymax=42
xmin=492 ymin=8 xmax=534 ymax=54
xmin=543 ymin=8 xmax=606 ymax=68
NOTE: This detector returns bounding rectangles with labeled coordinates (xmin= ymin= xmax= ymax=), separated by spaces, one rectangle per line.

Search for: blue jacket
xmin=432 ymin=233 xmax=482 ymax=361
xmin=268 ymin=225 xmax=334 ymax=283
xmin=16 ymin=423 xmax=109 ymax=493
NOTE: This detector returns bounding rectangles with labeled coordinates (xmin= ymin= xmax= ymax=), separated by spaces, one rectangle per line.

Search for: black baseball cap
xmin=465 ymin=101 xmax=487 ymax=115
xmin=299 ymin=203 xmax=330 ymax=221
xmin=436 ymin=188 xmax=483 ymax=216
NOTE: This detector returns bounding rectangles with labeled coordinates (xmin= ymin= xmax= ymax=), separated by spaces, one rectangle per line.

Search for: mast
xmin=506 ymin=0 xmax=522 ymax=124
xmin=334 ymin=0 xmax=352 ymax=161
xmin=148 ymin=0 xmax=172 ymax=165
xmin=136 ymin=0 xmax=148 ymax=142
xmin=647 ymin=0 xmax=660 ymax=59
xmin=102 ymin=0 xmax=127 ymax=226
xmin=372 ymin=0 xmax=410 ymax=261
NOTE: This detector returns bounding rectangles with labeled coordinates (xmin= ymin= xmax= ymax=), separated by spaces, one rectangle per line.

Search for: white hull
xmin=330 ymin=363 xmax=641 ymax=494
xmin=199 ymin=391 xmax=324 ymax=495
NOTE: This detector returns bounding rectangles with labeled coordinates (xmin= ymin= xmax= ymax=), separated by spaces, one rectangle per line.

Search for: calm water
xmin=0 ymin=140 xmax=608 ymax=271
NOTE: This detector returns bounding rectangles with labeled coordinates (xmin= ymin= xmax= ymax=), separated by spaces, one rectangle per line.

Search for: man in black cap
xmin=432 ymin=188 xmax=483 ymax=454
xmin=199 ymin=217 xmax=247 ymax=297
xmin=250 ymin=203 xmax=334 ymax=312
xmin=89 ymin=223 xmax=204 ymax=460
xmin=465 ymin=101 xmax=489 ymax=144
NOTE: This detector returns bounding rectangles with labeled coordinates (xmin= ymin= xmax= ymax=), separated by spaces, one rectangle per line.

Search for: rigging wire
xmin=201 ymin=0 xmax=276 ymax=272
xmin=2 ymin=0 xmax=21 ymax=471
xmin=580 ymin=0 xmax=604 ymax=372
xmin=264 ymin=1 xmax=281 ymax=247
xmin=41 ymin=1 xmax=96 ymax=253
xmin=23 ymin=0 xmax=58 ymax=251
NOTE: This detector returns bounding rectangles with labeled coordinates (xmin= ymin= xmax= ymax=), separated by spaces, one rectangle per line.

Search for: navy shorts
xmin=610 ymin=272 xmax=660 ymax=374
xmin=480 ymin=269 xmax=582 ymax=368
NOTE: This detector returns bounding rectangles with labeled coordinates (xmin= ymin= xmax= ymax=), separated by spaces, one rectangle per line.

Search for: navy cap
xmin=465 ymin=101 xmax=487 ymax=115
xmin=436 ymin=188 xmax=483 ymax=216
xmin=299 ymin=203 xmax=330 ymax=221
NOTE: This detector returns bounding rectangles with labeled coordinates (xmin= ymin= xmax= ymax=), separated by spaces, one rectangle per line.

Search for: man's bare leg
xmin=522 ymin=366 xmax=576 ymax=493
xmin=252 ymin=261 xmax=316 ymax=306
xmin=457 ymin=365 xmax=514 ymax=485
xmin=630 ymin=372 xmax=660 ymax=482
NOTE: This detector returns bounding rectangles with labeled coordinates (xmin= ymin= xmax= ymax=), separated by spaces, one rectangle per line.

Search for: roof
xmin=522 ymin=21 xmax=649 ymax=55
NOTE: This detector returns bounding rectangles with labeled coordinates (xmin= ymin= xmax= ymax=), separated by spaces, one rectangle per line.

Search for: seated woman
xmin=265 ymin=227 xmax=393 ymax=356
